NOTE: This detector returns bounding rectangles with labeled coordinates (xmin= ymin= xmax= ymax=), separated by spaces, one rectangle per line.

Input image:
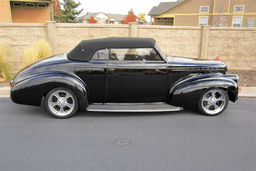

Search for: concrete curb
xmin=1 ymin=87 xmax=256 ymax=97
xmin=0 ymin=87 xmax=10 ymax=96
xmin=238 ymin=87 xmax=256 ymax=97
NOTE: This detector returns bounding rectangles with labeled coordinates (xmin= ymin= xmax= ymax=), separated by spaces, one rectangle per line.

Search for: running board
xmin=86 ymin=102 xmax=183 ymax=113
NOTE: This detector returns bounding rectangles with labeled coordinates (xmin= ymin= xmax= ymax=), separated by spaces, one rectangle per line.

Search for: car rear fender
xmin=10 ymin=73 xmax=89 ymax=111
xmin=168 ymin=74 xmax=238 ymax=109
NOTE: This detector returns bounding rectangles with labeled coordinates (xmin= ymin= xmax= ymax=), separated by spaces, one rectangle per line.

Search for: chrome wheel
xmin=45 ymin=88 xmax=78 ymax=118
xmin=199 ymin=89 xmax=228 ymax=115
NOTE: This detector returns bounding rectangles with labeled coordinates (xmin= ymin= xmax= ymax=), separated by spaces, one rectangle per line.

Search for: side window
xmin=234 ymin=5 xmax=244 ymax=12
xmin=199 ymin=16 xmax=208 ymax=26
xmin=91 ymin=49 xmax=109 ymax=61
xmin=247 ymin=19 xmax=254 ymax=27
xmin=200 ymin=6 xmax=209 ymax=13
xmin=110 ymin=48 xmax=162 ymax=61
xmin=232 ymin=16 xmax=242 ymax=27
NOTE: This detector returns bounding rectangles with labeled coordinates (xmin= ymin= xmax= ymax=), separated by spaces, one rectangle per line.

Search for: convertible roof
xmin=67 ymin=37 xmax=156 ymax=62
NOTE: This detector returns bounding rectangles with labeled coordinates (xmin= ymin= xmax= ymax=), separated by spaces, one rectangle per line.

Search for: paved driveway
xmin=0 ymin=97 xmax=255 ymax=171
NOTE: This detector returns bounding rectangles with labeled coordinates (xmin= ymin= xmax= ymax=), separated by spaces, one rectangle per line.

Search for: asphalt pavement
xmin=0 ymin=97 xmax=255 ymax=171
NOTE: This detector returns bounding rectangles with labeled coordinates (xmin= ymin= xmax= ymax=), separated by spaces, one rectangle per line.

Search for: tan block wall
xmin=0 ymin=22 xmax=255 ymax=73
xmin=0 ymin=23 xmax=47 ymax=72
xmin=138 ymin=26 xmax=201 ymax=58
xmin=207 ymin=27 xmax=256 ymax=69
xmin=56 ymin=24 xmax=129 ymax=54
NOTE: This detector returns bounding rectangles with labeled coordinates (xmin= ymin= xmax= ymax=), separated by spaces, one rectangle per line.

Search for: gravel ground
xmin=0 ymin=82 xmax=9 ymax=87
xmin=0 ymin=69 xmax=255 ymax=88
xmin=228 ymin=69 xmax=256 ymax=87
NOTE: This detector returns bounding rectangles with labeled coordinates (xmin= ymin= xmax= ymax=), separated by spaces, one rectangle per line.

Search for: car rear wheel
xmin=198 ymin=88 xmax=229 ymax=116
xmin=45 ymin=88 xmax=79 ymax=118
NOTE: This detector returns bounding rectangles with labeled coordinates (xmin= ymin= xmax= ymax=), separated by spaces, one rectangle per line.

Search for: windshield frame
xmin=154 ymin=44 xmax=166 ymax=62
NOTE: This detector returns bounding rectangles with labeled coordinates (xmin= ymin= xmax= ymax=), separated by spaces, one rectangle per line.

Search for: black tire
xmin=198 ymin=88 xmax=229 ymax=116
xmin=45 ymin=87 xmax=79 ymax=118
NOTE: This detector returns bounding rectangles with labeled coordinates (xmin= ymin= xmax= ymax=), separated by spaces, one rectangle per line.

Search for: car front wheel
xmin=198 ymin=88 xmax=229 ymax=116
xmin=45 ymin=88 xmax=79 ymax=118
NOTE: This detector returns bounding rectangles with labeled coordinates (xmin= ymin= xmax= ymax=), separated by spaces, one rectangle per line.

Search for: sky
xmin=59 ymin=0 xmax=177 ymax=21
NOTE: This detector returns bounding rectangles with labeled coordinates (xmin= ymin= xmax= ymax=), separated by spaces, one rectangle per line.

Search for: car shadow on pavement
xmin=75 ymin=109 xmax=201 ymax=118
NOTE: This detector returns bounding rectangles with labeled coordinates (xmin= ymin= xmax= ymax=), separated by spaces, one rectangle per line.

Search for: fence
xmin=0 ymin=21 xmax=255 ymax=72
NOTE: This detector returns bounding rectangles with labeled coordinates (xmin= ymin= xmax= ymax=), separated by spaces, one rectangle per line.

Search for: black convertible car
xmin=10 ymin=38 xmax=239 ymax=118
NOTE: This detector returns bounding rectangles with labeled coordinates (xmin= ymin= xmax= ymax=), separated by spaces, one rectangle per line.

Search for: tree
xmin=58 ymin=0 xmax=83 ymax=23
xmin=138 ymin=13 xmax=146 ymax=20
xmin=122 ymin=18 xmax=128 ymax=24
xmin=151 ymin=20 xmax=155 ymax=25
xmin=89 ymin=16 xmax=97 ymax=24
xmin=123 ymin=9 xmax=136 ymax=24
xmin=53 ymin=0 xmax=61 ymax=22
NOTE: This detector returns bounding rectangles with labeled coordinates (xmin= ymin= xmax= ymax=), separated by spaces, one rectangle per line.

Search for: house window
xmin=234 ymin=5 xmax=244 ymax=12
xmin=200 ymin=6 xmax=209 ymax=13
xmin=156 ymin=18 xmax=161 ymax=21
xmin=247 ymin=19 xmax=254 ymax=27
xmin=26 ymin=3 xmax=34 ymax=7
xmin=199 ymin=16 xmax=208 ymax=26
xmin=232 ymin=16 xmax=242 ymax=27
xmin=13 ymin=2 xmax=22 ymax=7
xmin=163 ymin=18 xmax=168 ymax=21
xmin=38 ymin=3 xmax=46 ymax=8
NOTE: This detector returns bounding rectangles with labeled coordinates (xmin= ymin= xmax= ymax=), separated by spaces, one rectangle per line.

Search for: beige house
xmin=148 ymin=0 xmax=256 ymax=27
xmin=78 ymin=12 xmax=126 ymax=24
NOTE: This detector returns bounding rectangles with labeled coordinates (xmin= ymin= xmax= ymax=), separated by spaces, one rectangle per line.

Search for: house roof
xmin=67 ymin=38 xmax=156 ymax=62
xmin=106 ymin=13 xmax=127 ymax=21
xmin=148 ymin=0 xmax=187 ymax=16
xmin=78 ymin=12 xmax=127 ymax=22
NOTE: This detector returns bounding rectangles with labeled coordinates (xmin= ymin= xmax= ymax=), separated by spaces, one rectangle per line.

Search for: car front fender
xmin=168 ymin=74 xmax=238 ymax=109
xmin=10 ymin=73 xmax=89 ymax=111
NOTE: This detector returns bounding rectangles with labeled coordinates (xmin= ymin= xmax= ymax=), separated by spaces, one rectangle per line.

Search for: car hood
xmin=167 ymin=56 xmax=227 ymax=69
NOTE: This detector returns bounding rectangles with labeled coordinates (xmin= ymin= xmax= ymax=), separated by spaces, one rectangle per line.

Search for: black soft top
xmin=67 ymin=37 xmax=156 ymax=62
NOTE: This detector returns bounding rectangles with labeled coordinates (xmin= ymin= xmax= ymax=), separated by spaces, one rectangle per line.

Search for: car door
xmin=107 ymin=48 xmax=168 ymax=103
xmin=75 ymin=49 xmax=108 ymax=103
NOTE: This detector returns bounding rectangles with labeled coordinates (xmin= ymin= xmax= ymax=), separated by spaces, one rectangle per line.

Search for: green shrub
xmin=22 ymin=40 xmax=53 ymax=68
xmin=0 ymin=44 xmax=12 ymax=81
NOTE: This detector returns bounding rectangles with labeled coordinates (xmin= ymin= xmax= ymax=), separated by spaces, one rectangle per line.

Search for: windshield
xmin=154 ymin=44 xmax=166 ymax=60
